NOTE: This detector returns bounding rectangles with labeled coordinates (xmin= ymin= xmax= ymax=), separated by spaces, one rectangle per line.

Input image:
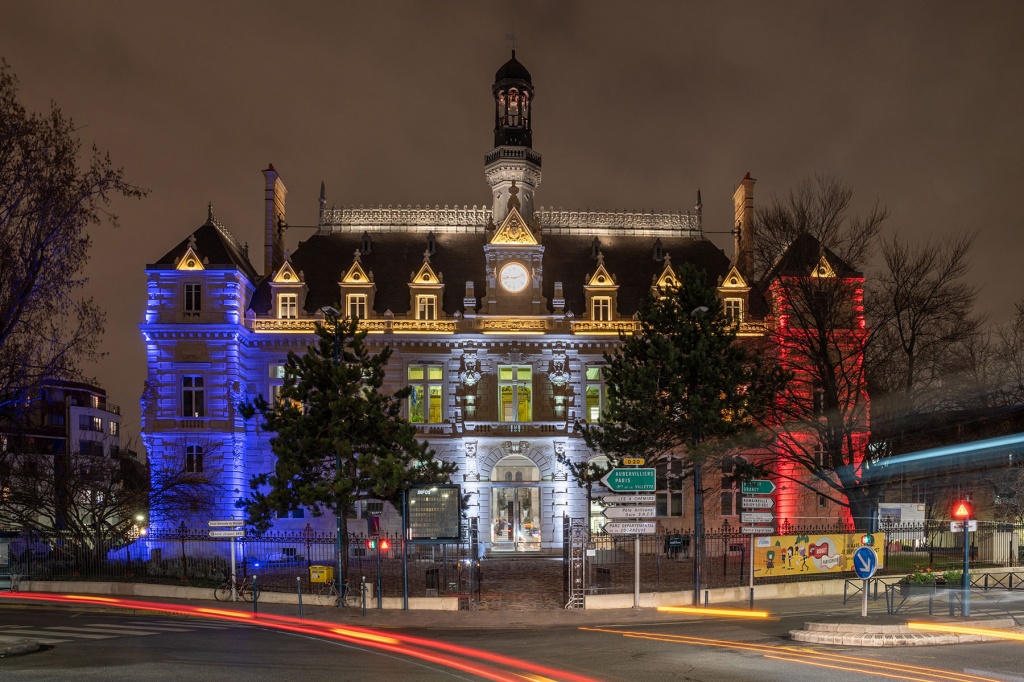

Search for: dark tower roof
xmin=492 ymin=51 xmax=535 ymax=148
xmin=494 ymin=50 xmax=532 ymax=83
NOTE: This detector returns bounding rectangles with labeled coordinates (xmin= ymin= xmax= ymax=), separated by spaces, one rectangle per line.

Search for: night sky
xmin=3 ymin=2 xmax=1023 ymax=443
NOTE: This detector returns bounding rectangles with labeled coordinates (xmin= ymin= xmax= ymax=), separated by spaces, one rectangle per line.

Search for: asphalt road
xmin=3 ymin=605 xmax=1024 ymax=681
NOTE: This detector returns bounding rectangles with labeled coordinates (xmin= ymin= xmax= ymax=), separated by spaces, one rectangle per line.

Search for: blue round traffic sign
xmin=852 ymin=546 xmax=878 ymax=579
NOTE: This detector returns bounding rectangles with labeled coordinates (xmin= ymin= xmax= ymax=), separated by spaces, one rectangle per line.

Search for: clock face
xmin=499 ymin=262 xmax=529 ymax=293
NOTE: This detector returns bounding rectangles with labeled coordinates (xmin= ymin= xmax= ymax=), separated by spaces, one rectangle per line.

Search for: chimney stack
xmin=732 ymin=172 xmax=756 ymax=274
xmin=263 ymin=164 xmax=288 ymax=276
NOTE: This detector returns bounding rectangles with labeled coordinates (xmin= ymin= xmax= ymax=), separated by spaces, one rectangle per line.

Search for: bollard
xmin=361 ymin=575 xmax=367 ymax=617
xmin=704 ymin=590 xmax=709 ymax=608
xmin=297 ymin=576 xmax=303 ymax=620
xmin=749 ymin=587 xmax=754 ymax=610
xmin=253 ymin=575 xmax=259 ymax=616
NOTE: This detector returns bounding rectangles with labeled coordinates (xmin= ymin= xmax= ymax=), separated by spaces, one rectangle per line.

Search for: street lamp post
xmin=690 ymin=306 xmax=708 ymax=605
xmin=320 ymin=306 xmax=345 ymax=606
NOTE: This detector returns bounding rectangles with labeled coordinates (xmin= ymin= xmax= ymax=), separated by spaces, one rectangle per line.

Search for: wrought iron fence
xmin=3 ymin=528 xmax=474 ymax=598
xmin=583 ymin=520 xmax=1024 ymax=595
xmin=7 ymin=520 xmax=1021 ymax=600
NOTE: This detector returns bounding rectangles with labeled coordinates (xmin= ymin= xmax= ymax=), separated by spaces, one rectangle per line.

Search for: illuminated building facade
xmin=141 ymin=52 xmax=865 ymax=548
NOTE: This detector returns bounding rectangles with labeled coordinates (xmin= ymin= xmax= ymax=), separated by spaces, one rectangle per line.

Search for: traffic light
xmin=379 ymin=538 xmax=390 ymax=551
xmin=365 ymin=538 xmax=377 ymax=550
xmin=952 ymin=501 xmax=973 ymax=520
xmin=860 ymin=533 xmax=874 ymax=546
xmin=365 ymin=537 xmax=389 ymax=551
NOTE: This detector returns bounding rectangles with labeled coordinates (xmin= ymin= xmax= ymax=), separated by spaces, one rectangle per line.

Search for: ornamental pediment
xmin=175 ymin=243 xmax=206 ymax=271
xmin=810 ymin=255 xmax=837 ymax=278
xmin=490 ymin=207 xmax=538 ymax=245
xmin=271 ymin=260 xmax=302 ymax=284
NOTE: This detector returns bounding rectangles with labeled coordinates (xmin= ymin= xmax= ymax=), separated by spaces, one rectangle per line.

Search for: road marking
xmin=1 ymin=628 xmax=116 ymax=640
xmin=77 ymin=625 xmax=163 ymax=635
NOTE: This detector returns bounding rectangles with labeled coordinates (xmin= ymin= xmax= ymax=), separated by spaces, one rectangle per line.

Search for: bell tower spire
xmin=485 ymin=50 xmax=542 ymax=225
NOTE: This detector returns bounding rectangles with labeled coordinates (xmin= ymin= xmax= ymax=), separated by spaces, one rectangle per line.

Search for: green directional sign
xmin=600 ymin=468 xmax=656 ymax=492
xmin=740 ymin=479 xmax=776 ymax=495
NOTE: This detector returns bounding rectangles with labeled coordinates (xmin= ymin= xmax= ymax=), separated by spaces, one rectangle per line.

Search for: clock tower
xmin=485 ymin=50 xmax=542 ymax=226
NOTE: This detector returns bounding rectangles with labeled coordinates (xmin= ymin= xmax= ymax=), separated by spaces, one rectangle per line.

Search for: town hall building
xmin=141 ymin=52 xmax=865 ymax=551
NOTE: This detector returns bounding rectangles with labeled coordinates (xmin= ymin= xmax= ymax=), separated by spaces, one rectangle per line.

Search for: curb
xmin=0 ymin=637 xmax=41 ymax=657
xmin=790 ymin=618 xmax=1024 ymax=647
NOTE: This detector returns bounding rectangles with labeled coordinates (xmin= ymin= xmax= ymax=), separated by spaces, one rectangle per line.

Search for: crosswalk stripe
xmin=77 ymin=625 xmax=162 ymax=635
xmin=0 ymin=629 xmax=115 ymax=640
xmin=119 ymin=623 xmax=197 ymax=632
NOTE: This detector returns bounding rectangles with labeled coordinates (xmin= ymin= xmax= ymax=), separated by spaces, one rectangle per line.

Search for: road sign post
xmin=741 ymin=480 xmax=776 ymax=609
xmin=953 ymin=501 xmax=973 ymax=617
xmin=853 ymin=547 xmax=879 ymax=618
xmin=208 ymin=522 xmax=245 ymax=601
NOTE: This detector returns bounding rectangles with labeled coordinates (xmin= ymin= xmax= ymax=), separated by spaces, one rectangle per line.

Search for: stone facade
xmin=140 ymin=52 xmax=865 ymax=551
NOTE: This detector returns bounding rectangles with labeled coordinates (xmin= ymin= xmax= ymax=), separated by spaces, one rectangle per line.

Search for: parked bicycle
xmin=214 ymin=571 xmax=259 ymax=602
xmin=316 ymin=577 xmax=357 ymax=607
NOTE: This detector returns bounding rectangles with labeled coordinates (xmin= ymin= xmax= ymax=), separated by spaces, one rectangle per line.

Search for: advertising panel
xmin=751 ymin=533 xmax=885 ymax=578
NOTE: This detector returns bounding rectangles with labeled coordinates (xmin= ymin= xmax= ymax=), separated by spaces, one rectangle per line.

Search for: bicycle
xmin=214 ymin=572 xmax=259 ymax=602
xmin=316 ymin=578 xmax=356 ymax=607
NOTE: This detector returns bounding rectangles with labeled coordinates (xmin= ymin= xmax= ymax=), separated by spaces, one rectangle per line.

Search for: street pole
xmin=322 ymin=306 xmax=346 ymax=607
xmin=692 ymin=460 xmax=703 ymax=605
xmin=962 ymin=519 xmax=971 ymax=617
xmin=634 ymin=533 xmax=640 ymax=609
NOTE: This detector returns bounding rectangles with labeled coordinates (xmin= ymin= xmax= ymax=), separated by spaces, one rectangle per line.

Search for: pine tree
xmin=238 ymin=313 xmax=456 ymax=590
xmin=579 ymin=263 xmax=786 ymax=599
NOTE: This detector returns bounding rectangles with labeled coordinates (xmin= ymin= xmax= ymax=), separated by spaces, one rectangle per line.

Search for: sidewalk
xmin=3 ymin=583 xmax=1022 ymax=657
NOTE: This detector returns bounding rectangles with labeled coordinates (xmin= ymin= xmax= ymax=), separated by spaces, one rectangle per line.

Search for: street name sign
xmin=740 ymin=496 xmax=775 ymax=509
xmin=604 ymin=522 xmax=658 ymax=534
xmin=950 ymin=520 xmax=978 ymax=532
xmin=740 ymin=479 xmax=776 ymax=495
xmin=740 ymin=526 xmax=775 ymax=535
xmin=602 ymin=494 xmax=657 ymax=505
xmin=603 ymin=506 xmax=656 ymax=519
xmin=600 ymin=468 xmax=656 ymax=492
xmin=740 ymin=512 xmax=775 ymax=524
xmin=208 ymin=530 xmax=246 ymax=538
xmin=208 ymin=519 xmax=245 ymax=527
xmin=622 ymin=457 xmax=646 ymax=466
xmin=853 ymin=547 xmax=878 ymax=579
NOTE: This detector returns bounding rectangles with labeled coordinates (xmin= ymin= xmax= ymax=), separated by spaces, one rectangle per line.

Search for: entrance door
xmin=491 ymin=486 xmax=541 ymax=552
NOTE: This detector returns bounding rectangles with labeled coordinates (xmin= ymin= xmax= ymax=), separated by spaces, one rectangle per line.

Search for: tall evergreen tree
xmin=238 ymin=313 xmax=456 ymax=590
xmin=579 ymin=264 xmax=786 ymax=600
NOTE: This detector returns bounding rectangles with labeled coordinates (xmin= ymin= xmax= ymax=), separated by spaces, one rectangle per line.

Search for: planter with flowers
xmin=898 ymin=566 xmax=937 ymax=598
xmin=939 ymin=569 xmax=964 ymax=589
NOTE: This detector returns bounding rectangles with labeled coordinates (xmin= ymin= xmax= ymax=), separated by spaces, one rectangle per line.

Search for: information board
xmin=406 ymin=484 xmax=462 ymax=541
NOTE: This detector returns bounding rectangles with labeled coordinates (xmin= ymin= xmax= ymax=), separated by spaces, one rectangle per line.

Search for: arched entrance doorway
xmin=490 ymin=454 xmax=541 ymax=552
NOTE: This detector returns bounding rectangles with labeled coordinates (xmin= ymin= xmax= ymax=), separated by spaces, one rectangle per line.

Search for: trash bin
xmin=309 ymin=565 xmax=333 ymax=584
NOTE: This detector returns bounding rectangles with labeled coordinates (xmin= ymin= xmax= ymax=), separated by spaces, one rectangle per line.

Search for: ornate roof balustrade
xmin=319 ymin=205 xmax=491 ymax=233
xmin=536 ymin=207 xmax=701 ymax=237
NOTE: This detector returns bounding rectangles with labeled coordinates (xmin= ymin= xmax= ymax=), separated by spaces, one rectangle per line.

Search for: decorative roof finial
xmin=319 ymin=182 xmax=326 ymax=209
xmin=207 ymin=202 xmax=214 ymax=223
xmin=352 ymin=248 xmax=362 ymax=264
xmin=423 ymin=248 xmax=432 ymax=265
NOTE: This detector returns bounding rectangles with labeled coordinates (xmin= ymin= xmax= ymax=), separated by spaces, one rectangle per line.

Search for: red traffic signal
xmin=365 ymin=538 xmax=377 ymax=550
xmin=952 ymin=501 xmax=973 ymax=519
xmin=379 ymin=539 xmax=390 ymax=551
xmin=365 ymin=537 xmax=390 ymax=551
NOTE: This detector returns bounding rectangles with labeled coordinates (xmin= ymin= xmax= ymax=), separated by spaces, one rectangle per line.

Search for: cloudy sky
xmin=3 ymin=1 xmax=1023 ymax=439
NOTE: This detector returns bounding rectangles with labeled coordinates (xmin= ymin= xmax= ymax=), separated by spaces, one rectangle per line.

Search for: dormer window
xmin=417 ymin=295 xmax=437 ymax=320
xmin=724 ymin=298 xmax=743 ymax=324
xmin=278 ymin=294 xmax=298 ymax=319
xmin=347 ymin=294 xmax=367 ymax=320
xmin=592 ymin=296 xmax=612 ymax=321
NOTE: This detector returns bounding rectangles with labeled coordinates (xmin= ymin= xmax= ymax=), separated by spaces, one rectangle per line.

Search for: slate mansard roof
xmin=149 ymin=211 xmax=259 ymax=281
xmin=245 ymin=228 xmax=735 ymax=319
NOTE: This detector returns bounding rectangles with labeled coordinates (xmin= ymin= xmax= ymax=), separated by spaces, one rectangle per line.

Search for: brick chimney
xmin=732 ymin=172 xmax=756 ymax=274
xmin=263 ymin=164 xmax=288 ymax=276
